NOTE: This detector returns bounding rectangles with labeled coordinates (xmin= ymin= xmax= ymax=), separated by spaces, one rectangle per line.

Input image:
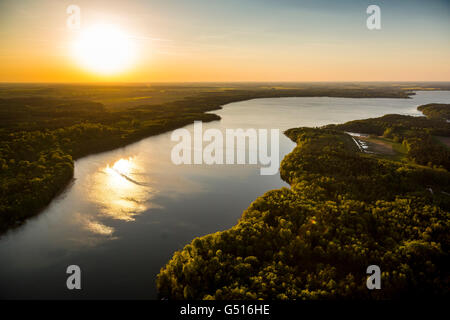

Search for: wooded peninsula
xmin=157 ymin=102 xmax=450 ymax=299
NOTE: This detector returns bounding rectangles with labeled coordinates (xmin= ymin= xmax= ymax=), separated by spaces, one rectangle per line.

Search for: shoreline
xmin=0 ymin=88 xmax=441 ymax=236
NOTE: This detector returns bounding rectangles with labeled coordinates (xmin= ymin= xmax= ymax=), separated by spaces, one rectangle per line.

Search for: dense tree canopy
xmin=417 ymin=103 xmax=450 ymax=121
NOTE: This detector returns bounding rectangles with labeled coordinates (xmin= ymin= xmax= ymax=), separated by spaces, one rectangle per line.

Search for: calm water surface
xmin=1 ymin=91 xmax=449 ymax=299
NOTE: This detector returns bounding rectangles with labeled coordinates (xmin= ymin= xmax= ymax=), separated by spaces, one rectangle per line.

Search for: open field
xmin=2 ymin=82 xmax=450 ymax=111
xmin=356 ymin=136 xmax=408 ymax=162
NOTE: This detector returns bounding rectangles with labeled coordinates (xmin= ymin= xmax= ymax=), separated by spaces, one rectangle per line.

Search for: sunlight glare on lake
xmin=89 ymin=157 xmax=151 ymax=221
xmin=111 ymin=158 xmax=132 ymax=175
xmin=75 ymin=213 xmax=115 ymax=236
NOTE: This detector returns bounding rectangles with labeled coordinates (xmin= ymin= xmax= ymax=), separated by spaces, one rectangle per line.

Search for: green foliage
xmin=157 ymin=126 xmax=450 ymax=300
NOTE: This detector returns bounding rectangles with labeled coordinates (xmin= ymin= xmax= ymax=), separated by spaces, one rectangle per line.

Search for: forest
xmin=417 ymin=103 xmax=450 ymax=120
xmin=2 ymin=82 xmax=438 ymax=233
xmin=157 ymin=105 xmax=450 ymax=299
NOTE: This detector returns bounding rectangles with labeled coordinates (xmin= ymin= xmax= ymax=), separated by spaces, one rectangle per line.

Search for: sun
xmin=72 ymin=24 xmax=136 ymax=75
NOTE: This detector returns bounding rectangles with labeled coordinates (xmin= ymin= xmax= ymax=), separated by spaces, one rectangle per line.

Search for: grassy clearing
xmin=357 ymin=136 xmax=408 ymax=162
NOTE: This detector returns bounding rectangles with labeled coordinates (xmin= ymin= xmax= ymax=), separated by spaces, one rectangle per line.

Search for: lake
xmin=1 ymin=91 xmax=449 ymax=299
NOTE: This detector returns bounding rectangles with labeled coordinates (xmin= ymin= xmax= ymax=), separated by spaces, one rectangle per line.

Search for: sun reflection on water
xmin=89 ymin=157 xmax=151 ymax=222
xmin=109 ymin=158 xmax=132 ymax=175
xmin=75 ymin=213 xmax=115 ymax=236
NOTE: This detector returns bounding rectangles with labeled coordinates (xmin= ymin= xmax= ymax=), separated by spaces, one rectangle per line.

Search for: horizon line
xmin=1 ymin=80 xmax=450 ymax=85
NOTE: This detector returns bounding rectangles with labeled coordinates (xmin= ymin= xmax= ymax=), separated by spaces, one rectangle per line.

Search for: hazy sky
xmin=0 ymin=0 xmax=449 ymax=82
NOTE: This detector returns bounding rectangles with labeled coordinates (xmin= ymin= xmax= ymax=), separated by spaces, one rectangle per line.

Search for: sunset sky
xmin=0 ymin=0 xmax=449 ymax=82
